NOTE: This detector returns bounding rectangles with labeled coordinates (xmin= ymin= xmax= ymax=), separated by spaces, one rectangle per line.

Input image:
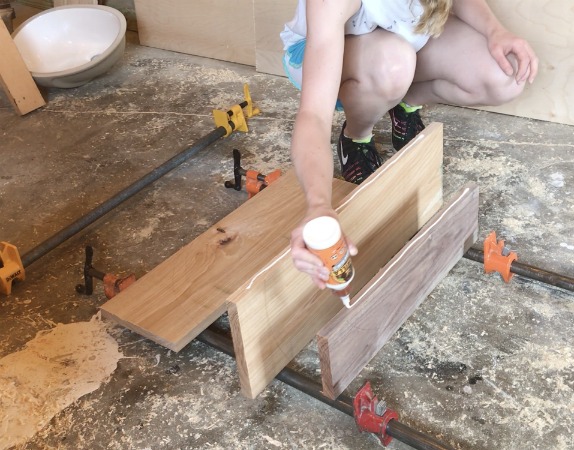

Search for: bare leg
xmin=339 ymin=28 xmax=417 ymax=139
xmin=406 ymin=16 xmax=525 ymax=107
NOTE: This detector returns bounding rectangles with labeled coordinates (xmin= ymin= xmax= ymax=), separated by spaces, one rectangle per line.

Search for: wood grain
xmin=0 ymin=20 xmax=45 ymax=116
xmin=15 ymin=0 xmax=52 ymax=9
xmin=53 ymin=0 xmax=98 ymax=6
xmin=133 ymin=0 xmax=256 ymax=66
xmin=228 ymin=123 xmax=444 ymax=398
xmin=253 ymin=0 xmax=296 ymax=76
xmin=478 ymin=0 xmax=574 ymax=125
xmin=317 ymin=184 xmax=479 ymax=399
xmin=100 ymin=170 xmax=355 ymax=351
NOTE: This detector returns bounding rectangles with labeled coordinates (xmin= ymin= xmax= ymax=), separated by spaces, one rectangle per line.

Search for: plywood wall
xmin=15 ymin=1 xmax=139 ymax=32
xmin=53 ymin=1 xmax=98 ymax=6
xmin=479 ymin=0 xmax=574 ymax=125
xmin=134 ymin=0 xmax=256 ymax=66
xmin=15 ymin=0 xmax=52 ymax=9
xmin=253 ymin=0 xmax=296 ymax=76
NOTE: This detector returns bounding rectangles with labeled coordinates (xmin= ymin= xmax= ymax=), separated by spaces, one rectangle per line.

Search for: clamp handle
xmin=76 ymin=246 xmax=136 ymax=299
xmin=224 ymin=149 xmax=244 ymax=191
xmin=76 ymin=245 xmax=101 ymax=296
xmin=0 ymin=242 xmax=25 ymax=295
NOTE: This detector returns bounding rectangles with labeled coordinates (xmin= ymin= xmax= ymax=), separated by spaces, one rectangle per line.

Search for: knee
xmin=479 ymin=70 xmax=526 ymax=106
xmin=468 ymin=60 xmax=524 ymax=106
xmin=367 ymin=42 xmax=417 ymax=103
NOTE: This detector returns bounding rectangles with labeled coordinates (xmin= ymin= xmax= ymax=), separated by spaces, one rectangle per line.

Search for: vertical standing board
xmin=100 ymin=170 xmax=355 ymax=351
xmin=228 ymin=123 xmax=444 ymax=399
xmin=478 ymin=0 xmax=574 ymax=125
xmin=14 ymin=1 xmax=52 ymax=9
xmin=133 ymin=0 xmax=256 ymax=66
xmin=53 ymin=1 xmax=98 ymax=5
xmin=0 ymin=20 xmax=45 ymax=115
xmin=253 ymin=0 xmax=296 ymax=76
xmin=317 ymin=184 xmax=479 ymax=400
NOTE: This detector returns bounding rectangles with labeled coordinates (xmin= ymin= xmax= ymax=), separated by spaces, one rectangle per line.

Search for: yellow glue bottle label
xmin=313 ymin=236 xmax=354 ymax=286
xmin=302 ymin=216 xmax=355 ymax=303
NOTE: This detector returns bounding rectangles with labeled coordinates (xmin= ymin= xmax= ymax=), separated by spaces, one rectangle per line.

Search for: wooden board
xmin=16 ymin=0 xmax=52 ymax=9
xmin=253 ymin=0 xmax=296 ymax=76
xmin=228 ymin=122 xmax=445 ymax=398
xmin=0 ymin=19 xmax=45 ymax=116
xmin=100 ymin=170 xmax=355 ymax=351
xmin=133 ymin=0 xmax=256 ymax=66
xmin=53 ymin=0 xmax=98 ymax=6
xmin=478 ymin=0 xmax=574 ymax=125
xmin=252 ymin=0 xmax=573 ymax=126
xmin=317 ymin=184 xmax=479 ymax=399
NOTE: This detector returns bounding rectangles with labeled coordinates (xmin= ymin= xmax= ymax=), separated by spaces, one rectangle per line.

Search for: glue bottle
xmin=302 ymin=216 xmax=355 ymax=308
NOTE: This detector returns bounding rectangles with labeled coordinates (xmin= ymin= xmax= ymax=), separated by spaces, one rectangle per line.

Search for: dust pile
xmin=0 ymin=316 xmax=122 ymax=449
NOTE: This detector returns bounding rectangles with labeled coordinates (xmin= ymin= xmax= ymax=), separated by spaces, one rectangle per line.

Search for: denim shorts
xmin=283 ymin=38 xmax=305 ymax=90
xmin=283 ymin=38 xmax=344 ymax=110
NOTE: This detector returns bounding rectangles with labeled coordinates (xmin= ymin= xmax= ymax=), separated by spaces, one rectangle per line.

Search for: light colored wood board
xmin=133 ymin=0 xmax=256 ymax=66
xmin=16 ymin=0 xmax=52 ymax=9
xmin=253 ymin=0 xmax=296 ymax=76
xmin=53 ymin=0 xmax=98 ymax=6
xmin=334 ymin=123 xmax=444 ymax=295
xmin=0 ymin=20 xmax=45 ymax=115
xmin=100 ymin=170 xmax=355 ymax=352
xmin=228 ymin=122 xmax=445 ymax=399
xmin=228 ymin=250 xmax=344 ymax=399
xmin=477 ymin=0 xmax=574 ymax=125
xmin=317 ymin=184 xmax=479 ymax=400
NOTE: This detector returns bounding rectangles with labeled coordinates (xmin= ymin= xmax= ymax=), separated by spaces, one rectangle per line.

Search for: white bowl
xmin=12 ymin=5 xmax=127 ymax=88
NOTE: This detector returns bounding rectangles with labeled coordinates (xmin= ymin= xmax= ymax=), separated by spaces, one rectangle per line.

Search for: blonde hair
xmin=415 ymin=0 xmax=453 ymax=37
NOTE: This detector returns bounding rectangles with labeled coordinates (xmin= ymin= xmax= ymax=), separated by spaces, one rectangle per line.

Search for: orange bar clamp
xmin=483 ymin=231 xmax=518 ymax=283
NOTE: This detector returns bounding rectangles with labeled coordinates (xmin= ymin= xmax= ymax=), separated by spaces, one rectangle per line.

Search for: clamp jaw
xmin=225 ymin=149 xmax=281 ymax=198
xmin=0 ymin=242 xmax=25 ymax=295
xmin=213 ymin=84 xmax=261 ymax=137
xmin=483 ymin=231 xmax=518 ymax=283
xmin=76 ymin=246 xmax=136 ymax=299
xmin=354 ymin=382 xmax=399 ymax=447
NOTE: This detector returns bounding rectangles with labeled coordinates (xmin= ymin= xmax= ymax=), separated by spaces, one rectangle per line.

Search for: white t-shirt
xmin=280 ymin=0 xmax=430 ymax=52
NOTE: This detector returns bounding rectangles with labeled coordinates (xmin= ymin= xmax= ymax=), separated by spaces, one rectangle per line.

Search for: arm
xmin=290 ymin=0 xmax=359 ymax=288
xmin=452 ymin=0 xmax=538 ymax=84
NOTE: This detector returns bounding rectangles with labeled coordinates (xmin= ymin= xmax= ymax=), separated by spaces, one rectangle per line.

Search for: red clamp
xmin=76 ymin=246 xmax=136 ymax=299
xmin=483 ymin=231 xmax=518 ymax=283
xmin=243 ymin=168 xmax=281 ymax=199
xmin=102 ymin=273 xmax=137 ymax=299
xmin=225 ymin=149 xmax=281 ymax=199
xmin=354 ymin=382 xmax=399 ymax=446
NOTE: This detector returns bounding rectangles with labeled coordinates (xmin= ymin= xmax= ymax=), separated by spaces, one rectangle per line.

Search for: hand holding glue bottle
xmin=302 ymin=216 xmax=356 ymax=308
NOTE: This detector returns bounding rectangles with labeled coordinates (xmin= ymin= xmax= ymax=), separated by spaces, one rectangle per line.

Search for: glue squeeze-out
xmin=302 ymin=216 xmax=355 ymax=308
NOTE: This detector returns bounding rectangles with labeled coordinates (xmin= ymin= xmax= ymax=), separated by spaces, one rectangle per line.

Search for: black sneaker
xmin=337 ymin=122 xmax=383 ymax=185
xmin=388 ymin=103 xmax=425 ymax=150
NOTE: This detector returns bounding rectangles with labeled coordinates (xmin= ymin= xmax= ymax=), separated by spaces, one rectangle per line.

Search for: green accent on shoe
xmin=350 ymin=134 xmax=373 ymax=144
xmin=399 ymin=101 xmax=422 ymax=114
